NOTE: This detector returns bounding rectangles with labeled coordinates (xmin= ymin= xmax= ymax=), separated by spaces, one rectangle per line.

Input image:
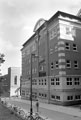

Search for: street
xmin=6 ymin=98 xmax=81 ymax=120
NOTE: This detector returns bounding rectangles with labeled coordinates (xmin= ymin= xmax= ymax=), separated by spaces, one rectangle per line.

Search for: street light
xmin=30 ymin=53 xmax=33 ymax=117
xmin=30 ymin=18 xmax=46 ymax=117
xmin=30 ymin=53 xmax=38 ymax=118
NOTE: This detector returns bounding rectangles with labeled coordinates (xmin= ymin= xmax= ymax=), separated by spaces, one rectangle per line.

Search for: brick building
xmin=21 ymin=11 xmax=81 ymax=105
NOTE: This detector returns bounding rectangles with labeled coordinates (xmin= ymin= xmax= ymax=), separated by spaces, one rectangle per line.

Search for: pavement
xmin=0 ymin=101 xmax=23 ymax=120
xmin=4 ymin=97 xmax=81 ymax=118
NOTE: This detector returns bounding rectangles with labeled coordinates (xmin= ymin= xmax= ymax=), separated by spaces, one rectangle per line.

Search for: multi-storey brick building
xmin=21 ymin=11 xmax=81 ymax=105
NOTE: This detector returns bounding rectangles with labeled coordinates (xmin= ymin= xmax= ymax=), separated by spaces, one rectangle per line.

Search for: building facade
xmin=0 ymin=74 xmax=10 ymax=97
xmin=21 ymin=11 xmax=81 ymax=105
xmin=0 ymin=67 xmax=20 ymax=97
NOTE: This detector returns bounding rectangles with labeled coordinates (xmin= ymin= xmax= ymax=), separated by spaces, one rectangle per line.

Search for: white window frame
xmin=74 ymin=60 xmax=78 ymax=68
xmin=65 ymin=42 xmax=70 ymax=50
xmin=66 ymin=60 xmax=71 ymax=68
xmin=56 ymin=78 xmax=60 ymax=85
xmin=73 ymin=43 xmax=77 ymax=51
xmin=75 ymin=95 xmax=80 ymax=100
xmin=67 ymin=96 xmax=73 ymax=101
xmin=66 ymin=78 xmax=72 ymax=85
xmin=51 ymin=95 xmax=55 ymax=100
xmin=56 ymin=61 xmax=59 ymax=68
xmin=74 ymin=78 xmax=80 ymax=85
xmin=51 ymin=62 xmax=54 ymax=69
xmin=51 ymin=78 xmax=55 ymax=85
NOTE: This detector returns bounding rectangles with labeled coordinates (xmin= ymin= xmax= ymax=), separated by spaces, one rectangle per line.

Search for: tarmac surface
xmin=4 ymin=97 xmax=81 ymax=120
xmin=0 ymin=102 xmax=22 ymax=120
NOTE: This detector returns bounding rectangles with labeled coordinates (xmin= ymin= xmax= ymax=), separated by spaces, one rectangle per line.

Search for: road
xmin=6 ymin=98 xmax=81 ymax=120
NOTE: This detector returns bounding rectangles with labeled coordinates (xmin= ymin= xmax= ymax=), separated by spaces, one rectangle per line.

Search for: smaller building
xmin=0 ymin=74 xmax=9 ymax=97
xmin=0 ymin=67 xmax=21 ymax=97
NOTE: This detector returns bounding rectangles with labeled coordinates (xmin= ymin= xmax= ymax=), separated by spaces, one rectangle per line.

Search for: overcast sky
xmin=0 ymin=0 xmax=81 ymax=75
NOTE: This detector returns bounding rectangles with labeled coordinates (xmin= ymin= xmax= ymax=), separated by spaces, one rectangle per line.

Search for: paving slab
xmin=0 ymin=102 xmax=23 ymax=120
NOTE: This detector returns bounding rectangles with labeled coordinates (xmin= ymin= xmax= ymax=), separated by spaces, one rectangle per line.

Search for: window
xmin=56 ymin=96 xmax=60 ymax=100
xmin=32 ymin=92 xmax=37 ymax=99
xmin=49 ymin=30 xmax=54 ymax=40
xmin=49 ymin=28 xmax=57 ymax=40
xmin=39 ymin=93 xmax=41 ymax=97
xmin=56 ymin=61 xmax=59 ymax=68
xmin=51 ymin=62 xmax=54 ymax=69
xmin=51 ymin=95 xmax=55 ymax=99
xmin=73 ymin=44 xmax=77 ymax=51
xmin=74 ymin=61 xmax=78 ymax=68
xmin=39 ymin=79 xmax=44 ymax=85
xmin=43 ymin=94 xmax=47 ymax=98
xmin=22 ymin=90 xmax=25 ymax=96
xmin=51 ymin=78 xmax=55 ymax=85
xmin=44 ymin=94 xmax=47 ymax=98
xmin=26 ymin=91 xmax=29 ymax=96
xmin=42 ymin=79 xmax=43 ymax=85
xmin=66 ymin=60 xmax=71 ymax=68
xmin=44 ymin=79 xmax=47 ymax=85
xmin=74 ymin=78 xmax=80 ymax=85
xmin=56 ymin=78 xmax=60 ymax=85
xmin=39 ymin=93 xmax=47 ymax=98
xmin=75 ymin=95 xmax=80 ymax=100
xmin=40 ymin=65 xmax=44 ymax=71
xmin=42 ymin=94 xmax=44 ymax=97
xmin=65 ymin=43 xmax=70 ymax=50
xmin=33 ymin=79 xmax=37 ymax=85
xmin=67 ymin=96 xmax=73 ymax=100
xmin=39 ymin=80 xmax=41 ymax=85
xmin=14 ymin=76 xmax=17 ymax=85
xmin=66 ymin=78 xmax=72 ymax=85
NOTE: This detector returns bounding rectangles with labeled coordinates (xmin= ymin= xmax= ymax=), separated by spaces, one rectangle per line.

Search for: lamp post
xmin=30 ymin=53 xmax=33 ymax=117
xmin=30 ymin=53 xmax=38 ymax=118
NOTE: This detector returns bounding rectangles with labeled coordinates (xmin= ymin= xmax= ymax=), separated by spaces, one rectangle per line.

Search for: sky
xmin=0 ymin=0 xmax=81 ymax=75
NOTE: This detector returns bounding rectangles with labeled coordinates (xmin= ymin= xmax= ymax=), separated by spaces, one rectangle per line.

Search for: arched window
xmin=14 ymin=76 xmax=17 ymax=85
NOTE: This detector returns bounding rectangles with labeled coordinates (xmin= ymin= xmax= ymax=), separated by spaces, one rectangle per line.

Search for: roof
xmin=22 ymin=11 xmax=81 ymax=48
xmin=22 ymin=33 xmax=36 ymax=48
xmin=48 ymin=11 xmax=81 ymax=24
